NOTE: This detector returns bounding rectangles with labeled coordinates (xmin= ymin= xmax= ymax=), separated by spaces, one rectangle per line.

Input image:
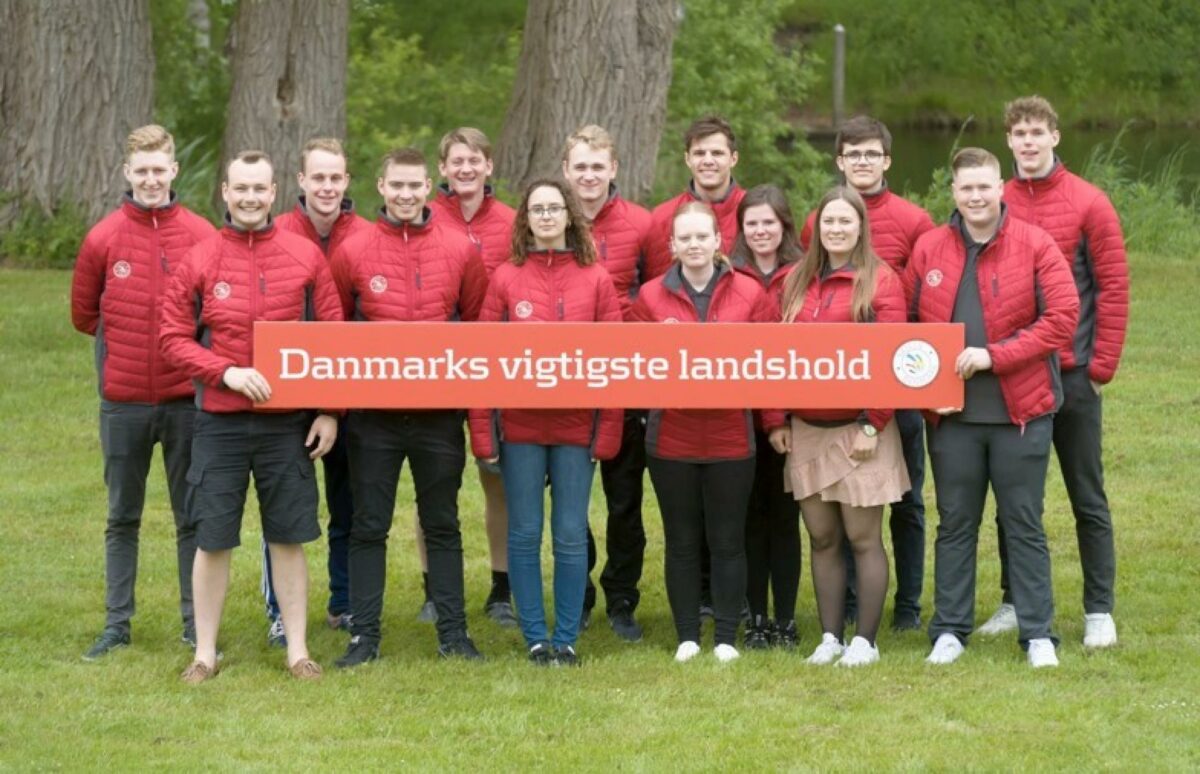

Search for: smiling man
xmin=159 ymin=150 xmax=344 ymax=684
xmin=644 ymin=116 xmax=744 ymax=280
xmin=72 ymin=124 xmax=216 ymax=662
xmin=904 ymin=147 xmax=1078 ymax=669
xmin=973 ymin=96 xmax=1130 ymax=649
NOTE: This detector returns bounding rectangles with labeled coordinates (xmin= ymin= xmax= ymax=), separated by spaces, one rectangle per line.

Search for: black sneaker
xmin=528 ymin=642 xmax=554 ymax=667
xmin=744 ymin=615 xmax=772 ymax=650
xmin=335 ymin=635 xmax=380 ymax=669
xmin=608 ymin=602 xmax=643 ymax=643
xmin=484 ymin=598 xmax=518 ymax=628
xmin=772 ymin=619 xmax=799 ymax=649
xmin=438 ymin=636 xmax=485 ymax=661
xmin=553 ymin=645 xmax=581 ymax=667
xmin=892 ymin=610 xmax=922 ymax=632
xmin=82 ymin=629 xmax=130 ymax=661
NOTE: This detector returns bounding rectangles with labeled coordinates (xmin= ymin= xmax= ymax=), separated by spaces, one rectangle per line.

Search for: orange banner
xmin=254 ymin=322 xmax=963 ymax=409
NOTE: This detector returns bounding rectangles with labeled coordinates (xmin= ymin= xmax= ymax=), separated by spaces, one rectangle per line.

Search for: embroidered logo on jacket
xmin=515 ymin=300 xmax=534 ymax=319
xmin=112 ymin=260 xmax=132 ymax=279
xmin=213 ymin=281 xmax=232 ymax=300
xmin=926 ymin=269 xmax=943 ymax=287
xmin=369 ymin=275 xmax=388 ymax=294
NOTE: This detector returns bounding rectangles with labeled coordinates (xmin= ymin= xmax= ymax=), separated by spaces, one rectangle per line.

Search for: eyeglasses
xmin=840 ymin=150 xmax=886 ymax=163
xmin=529 ymin=204 xmax=566 ymax=218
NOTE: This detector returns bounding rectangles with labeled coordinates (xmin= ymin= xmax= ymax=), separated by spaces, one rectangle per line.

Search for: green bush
xmin=0 ymin=201 xmax=89 ymax=269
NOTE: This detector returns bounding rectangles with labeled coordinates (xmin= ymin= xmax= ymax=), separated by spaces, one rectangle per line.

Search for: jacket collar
xmin=686 ymin=180 xmax=740 ymax=206
xmin=221 ymin=212 xmax=277 ymax=244
xmin=525 ymin=247 xmax=577 ymax=268
xmin=377 ymin=206 xmax=434 ymax=235
xmin=1011 ymin=156 xmax=1067 ymax=189
xmin=120 ymin=190 xmax=180 ymax=223
xmin=950 ymin=204 xmax=1009 ymax=248
xmin=663 ymin=259 xmax=731 ymax=294
xmin=436 ymin=184 xmax=498 ymax=223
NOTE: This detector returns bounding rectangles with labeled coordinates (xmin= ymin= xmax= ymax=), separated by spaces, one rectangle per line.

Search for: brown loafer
xmin=181 ymin=660 xmax=218 ymax=685
xmin=288 ymin=657 xmax=323 ymax=680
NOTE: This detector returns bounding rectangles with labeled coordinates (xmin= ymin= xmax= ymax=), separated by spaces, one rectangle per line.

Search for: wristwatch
xmin=859 ymin=422 xmax=878 ymax=438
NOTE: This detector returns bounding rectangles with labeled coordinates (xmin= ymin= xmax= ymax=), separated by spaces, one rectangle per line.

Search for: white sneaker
xmin=674 ymin=641 xmax=701 ymax=663
xmin=977 ymin=603 xmax=1018 ymax=635
xmin=714 ymin=643 xmax=740 ymax=663
xmin=805 ymin=632 xmax=844 ymax=665
xmin=926 ymin=633 xmax=965 ymax=665
xmin=1083 ymin=613 xmax=1117 ymax=649
xmin=1028 ymin=638 xmax=1059 ymax=668
xmin=836 ymin=636 xmax=879 ymax=667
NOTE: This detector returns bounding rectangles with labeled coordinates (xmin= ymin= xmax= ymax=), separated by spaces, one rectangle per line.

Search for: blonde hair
xmin=438 ymin=127 xmax=493 ymax=163
xmin=562 ymin=124 xmax=618 ymax=164
xmin=672 ymin=200 xmax=730 ymax=267
xmin=125 ymin=125 xmax=174 ymax=160
xmin=300 ymin=137 xmax=346 ymax=172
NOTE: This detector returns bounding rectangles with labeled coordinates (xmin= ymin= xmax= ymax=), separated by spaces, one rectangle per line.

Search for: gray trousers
xmin=928 ymin=415 xmax=1057 ymax=647
xmin=99 ymin=399 xmax=196 ymax=635
xmin=999 ymin=367 xmax=1115 ymax=613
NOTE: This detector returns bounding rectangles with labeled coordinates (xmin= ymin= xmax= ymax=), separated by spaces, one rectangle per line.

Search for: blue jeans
xmin=501 ymin=442 xmax=595 ymax=650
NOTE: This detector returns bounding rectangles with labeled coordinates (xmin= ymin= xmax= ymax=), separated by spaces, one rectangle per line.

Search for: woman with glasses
xmin=469 ymin=179 xmax=623 ymax=667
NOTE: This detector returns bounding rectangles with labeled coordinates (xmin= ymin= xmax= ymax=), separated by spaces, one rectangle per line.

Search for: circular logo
xmin=369 ymin=275 xmax=388 ymax=294
xmin=515 ymin=300 xmax=534 ymax=319
xmin=663 ymin=317 xmax=679 ymax=324
xmin=892 ymin=339 xmax=940 ymax=388
xmin=213 ymin=281 xmax=232 ymax=301
xmin=926 ymin=269 xmax=943 ymax=287
xmin=112 ymin=260 xmax=132 ymax=279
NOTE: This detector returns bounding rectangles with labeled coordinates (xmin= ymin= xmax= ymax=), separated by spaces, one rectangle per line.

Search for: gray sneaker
xmin=83 ymin=629 xmax=130 ymax=661
xmin=485 ymin=599 xmax=518 ymax=628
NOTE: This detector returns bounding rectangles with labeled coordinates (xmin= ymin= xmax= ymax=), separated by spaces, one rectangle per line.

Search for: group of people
xmin=71 ymin=94 xmax=1128 ymax=683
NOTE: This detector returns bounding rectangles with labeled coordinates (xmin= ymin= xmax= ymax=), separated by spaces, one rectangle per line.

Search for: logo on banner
xmin=663 ymin=317 xmax=679 ymax=324
xmin=892 ymin=339 xmax=940 ymax=388
xmin=213 ymin=281 xmax=232 ymax=301
xmin=112 ymin=260 xmax=132 ymax=279
xmin=926 ymin=269 xmax=943 ymax=287
xmin=515 ymin=301 xmax=534 ymax=319
xmin=369 ymin=275 xmax=388 ymax=294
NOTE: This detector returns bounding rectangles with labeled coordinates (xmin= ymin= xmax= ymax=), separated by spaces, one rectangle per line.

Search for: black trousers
xmin=586 ymin=410 xmax=647 ymax=613
xmin=928 ymin=416 xmax=1057 ymax=647
xmin=999 ymin=367 xmax=1116 ymax=614
xmin=346 ymin=410 xmax=466 ymax=645
xmin=745 ymin=431 xmax=801 ymax=621
xmin=648 ymin=455 xmax=755 ymax=646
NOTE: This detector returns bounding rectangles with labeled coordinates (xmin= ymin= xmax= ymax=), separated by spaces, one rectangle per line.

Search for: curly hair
xmin=509 ymin=178 xmax=596 ymax=267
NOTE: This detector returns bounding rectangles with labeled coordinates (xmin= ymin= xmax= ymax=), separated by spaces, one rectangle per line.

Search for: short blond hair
xmin=951 ymin=147 xmax=1001 ymax=176
xmin=562 ymin=124 xmax=618 ymax=164
xmin=1004 ymin=95 xmax=1059 ymax=132
xmin=125 ymin=124 xmax=174 ymax=160
xmin=300 ymin=137 xmax=346 ymax=172
xmin=438 ymin=127 xmax=492 ymax=163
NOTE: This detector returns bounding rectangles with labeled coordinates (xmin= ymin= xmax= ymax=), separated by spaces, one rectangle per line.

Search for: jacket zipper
xmin=149 ymin=212 xmax=161 ymax=402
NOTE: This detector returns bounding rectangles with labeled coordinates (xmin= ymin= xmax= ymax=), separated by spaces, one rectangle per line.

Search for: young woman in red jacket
xmin=728 ymin=184 xmax=804 ymax=650
xmin=634 ymin=201 xmax=776 ymax=663
xmin=469 ymin=179 xmax=623 ymax=667
xmin=765 ymin=187 xmax=909 ymax=668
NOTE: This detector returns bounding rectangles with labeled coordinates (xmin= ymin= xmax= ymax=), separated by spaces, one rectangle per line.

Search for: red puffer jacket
xmin=590 ymin=189 xmax=652 ymax=320
xmin=762 ymin=263 xmax=906 ymax=433
xmin=731 ymin=255 xmax=794 ymax=312
xmin=71 ymin=194 xmax=217 ymax=404
xmin=159 ymin=220 xmax=344 ymax=413
xmin=1003 ymin=162 xmax=1129 ymax=384
xmin=903 ymin=211 xmax=1079 ymax=428
xmin=468 ymin=250 xmax=623 ymax=460
xmin=275 ymin=196 xmax=371 ymax=258
xmin=633 ymin=263 xmax=776 ymax=461
xmin=643 ymin=184 xmax=745 ymax=281
xmin=429 ymin=185 xmax=516 ymax=277
xmin=801 ymin=186 xmax=935 ymax=273
xmin=329 ymin=211 xmax=487 ymax=323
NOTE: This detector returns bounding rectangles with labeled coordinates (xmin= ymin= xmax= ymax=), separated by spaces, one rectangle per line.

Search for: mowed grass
xmin=0 ymin=256 xmax=1197 ymax=770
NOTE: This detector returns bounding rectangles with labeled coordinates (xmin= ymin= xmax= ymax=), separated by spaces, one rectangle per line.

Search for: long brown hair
xmin=509 ymin=178 xmax=596 ymax=266
xmin=671 ymin=200 xmax=730 ymax=266
xmin=780 ymin=186 xmax=879 ymax=322
xmin=729 ymin=184 xmax=803 ymax=268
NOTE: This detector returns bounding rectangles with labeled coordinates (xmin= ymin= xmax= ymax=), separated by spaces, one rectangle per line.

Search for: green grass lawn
xmin=1 ymin=256 xmax=1197 ymax=770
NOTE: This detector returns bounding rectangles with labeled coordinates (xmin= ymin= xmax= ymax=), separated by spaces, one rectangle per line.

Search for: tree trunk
xmin=217 ymin=0 xmax=349 ymax=214
xmin=0 ymin=0 xmax=154 ymax=227
xmin=496 ymin=0 xmax=677 ymax=204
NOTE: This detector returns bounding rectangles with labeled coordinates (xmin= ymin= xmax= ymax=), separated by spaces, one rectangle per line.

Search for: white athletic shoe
xmin=977 ymin=603 xmax=1018 ymax=635
xmin=1027 ymin=638 xmax=1059 ymax=668
xmin=714 ymin=643 xmax=740 ymax=663
xmin=926 ymin=633 xmax=965 ymax=665
xmin=1083 ymin=613 xmax=1118 ymax=649
xmin=674 ymin=641 xmax=701 ymax=663
xmin=805 ymin=632 xmax=844 ymax=665
xmin=836 ymin=636 xmax=879 ymax=667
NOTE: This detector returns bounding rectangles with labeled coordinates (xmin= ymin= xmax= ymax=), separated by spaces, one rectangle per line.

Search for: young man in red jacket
xmin=643 ymin=116 xmax=745 ymax=281
xmin=801 ymin=116 xmax=936 ymax=631
xmin=72 ymin=125 xmax=216 ymax=661
xmin=429 ymin=127 xmax=517 ymax=627
xmin=905 ymin=148 xmax=1078 ymax=668
xmin=329 ymin=147 xmax=489 ymax=667
xmin=259 ymin=138 xmax=370 ymax=647
xmin=160 ymin=151 xmax=343 ymax=683
xmin=562 ymin=124 xmax=652 ymax=641
xmin=975 ymin=97 xmax=1130 ymax=649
